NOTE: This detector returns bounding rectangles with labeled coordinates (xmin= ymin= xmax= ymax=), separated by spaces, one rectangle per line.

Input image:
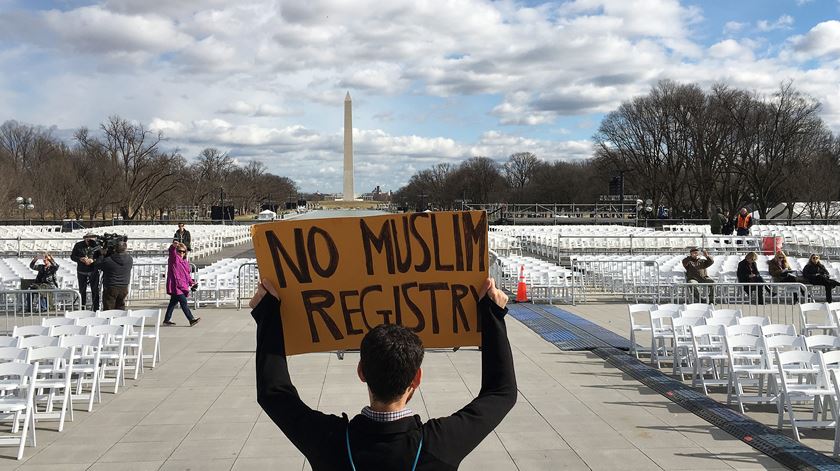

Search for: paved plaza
xmin=0 ymin=304 xmax=790 ymax=470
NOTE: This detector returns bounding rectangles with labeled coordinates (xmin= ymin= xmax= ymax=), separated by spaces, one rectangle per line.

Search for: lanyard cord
xmin=345 ymin=426 xmax=423 ymax=471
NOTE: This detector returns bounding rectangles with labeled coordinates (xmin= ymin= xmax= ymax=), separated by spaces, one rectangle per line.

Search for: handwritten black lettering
xmin=301 ymin=290 xmax=343 ymax=343
xmin=391 ymin=218 xmax=412 ymax=273
xmin=307 ymin=226 xmax=339 ymax=278
xmin=430 ymin=214 xmax=453 ymax=272
xmin=452 ymin=213 xmax=464 ymax=271
xmin=462 ymin=211 xmax=487 ymax=272
xmin=419 ymin=282 xmax=448 ymax=334
xmin=450 ymin=284 xmax=471 ymax=333
xmin=266 ymin=229 xmax=311 ymax=288
xmin=409 ymin=213 xmax=431 ymax=272
xmin=360 ymin=219 xmax=396 ymax=275
xmin=401 ymin=282 xmax=425 ymax=333
xmin=340 ymin=290 xmax=369 ymax=335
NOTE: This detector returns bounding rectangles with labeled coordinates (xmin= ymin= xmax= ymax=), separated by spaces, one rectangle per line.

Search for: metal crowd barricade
xmin=126 ymin=263 xmax=198 ymax=309
xmin=0 ymin=288 xmax=81 ymax=333
xmin=669 ymin=282 xmax=809 ymax=327
xmin=546 ymin=234 xmax=770 ymax=258
xmin=237 ymin=262 xmax=260 ymax=309
xmin=570 ymin=259 xmax=661 ymax=305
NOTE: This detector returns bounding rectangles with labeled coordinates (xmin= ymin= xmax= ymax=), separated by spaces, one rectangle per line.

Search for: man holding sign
xmin=249 ymin=210 xmax=516 ymax=470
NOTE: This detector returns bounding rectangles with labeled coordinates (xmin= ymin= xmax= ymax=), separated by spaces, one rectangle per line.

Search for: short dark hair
xmin=115 ymin=241 xmax=128 ymax=253
xmin=360 ymin=324 xmax=424 ymax=403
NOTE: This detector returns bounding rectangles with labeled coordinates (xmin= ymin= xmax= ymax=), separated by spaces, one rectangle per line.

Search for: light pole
xmin=15 ymin=197 xmax=34 ymax=222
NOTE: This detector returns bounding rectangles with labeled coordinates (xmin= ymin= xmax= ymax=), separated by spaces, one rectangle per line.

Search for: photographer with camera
xmin=27 ymin=252 xmax=59 ymax=311
xmin=162 ymin=242 xmax=200 ymax=327
xmin=94 ymin=240 xmax=133 ymax=310
xmin=71 ymin=233 xmax=102 ymax=311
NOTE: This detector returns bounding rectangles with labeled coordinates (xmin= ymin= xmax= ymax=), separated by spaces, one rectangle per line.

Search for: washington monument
xmin=343 ymin=92 xmax=354 ymax=201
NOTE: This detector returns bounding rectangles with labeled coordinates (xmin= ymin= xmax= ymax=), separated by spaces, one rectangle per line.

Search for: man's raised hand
xmin=478 ymin=277 xmax=508 ymax=309
xmin=249 ymin=278 xmax=280 ymax=310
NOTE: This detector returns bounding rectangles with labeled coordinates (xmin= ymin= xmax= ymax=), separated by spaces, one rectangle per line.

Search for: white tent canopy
xmin=257 ymin=209 xmax=277 ymax=220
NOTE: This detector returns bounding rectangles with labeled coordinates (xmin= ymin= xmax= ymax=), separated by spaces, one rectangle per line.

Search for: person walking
xmin=163 ymin=242 xmax=200 ymax=326
xmin=95 ymin=241 xmax=133 ymax=310
xmin=802 ymin=254 xmax=840 ymax=303
xmin=70 ymin=233 xmax=101 ymax=311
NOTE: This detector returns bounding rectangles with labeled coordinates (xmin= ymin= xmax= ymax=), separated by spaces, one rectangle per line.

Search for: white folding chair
xmin=87 ymin=324 xmax=127 ymax=394
xmin=17 ymin=336 xmax=59 ymax=349
xmin=48 ymin=325 xmax=87 ymax=338
xmin=725 ymin=334 xmax=774 ymax=413
xmin=805 ymin=335 xmax=840 ymax=353
xmin=762 ymin=324 xmax=798 ymax=338
xmin=41 ymin=318 xmax=75 ymax=328
xmin=800 ymin=302 xmax=833 ymax=336
xmin=64 ymin=310 xmax=95 ymax=319
xmin=96 ymin=309 xmax=128 ymax=319
xmin=774 ymin=350 xmax=834 ymax=441
xmin=627 ymin=304 xmax=655 ymax=359
xmin=0 ymin=362 xmax=37 ymax=459
xmin=671 ymin=316 xmax=704 ymax=379
xmin=76 ymin=317 xmax=109 ymax=328
xmin=738 ymin=316 xmax=771 ymax=327
xmin=0 ymin=337 xmax=19 ymax=348
xmin=690 ymin=324 xmax=728 ymax=395
xmin=11 ymin=326 xmax=50 ymax=338
xmin=110 ymin=317 xmax=145 ymax=380
xmin=826 ymin=367 xmax=840 ymax=456
xmin=725 ymin=324 xmax=761 ymax=338
xmin=129 ymin=309 xmax=162 ymax=368
xmin=649 ymin=309 xmax=674 ymax=368
xmin=59 ymin=335 xmax=102 ymax=412
xmin=26 ymin=346 xmax=74 ymax=432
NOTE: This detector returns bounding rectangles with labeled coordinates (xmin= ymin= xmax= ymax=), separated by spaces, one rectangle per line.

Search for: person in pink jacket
xmin=163 ymin=242 xmax=201 ymax=326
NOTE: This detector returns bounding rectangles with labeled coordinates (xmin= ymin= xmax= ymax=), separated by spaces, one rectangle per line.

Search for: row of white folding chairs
xmin=63 ymin=309 xmax=162 ymax=369
xmin=3 ymin=318 xmax=143 ymax=386
xmin=0 ymin=325 xmax=133 ymax=460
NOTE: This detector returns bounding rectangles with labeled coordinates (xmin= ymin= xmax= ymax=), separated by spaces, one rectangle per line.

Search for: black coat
xmin=173 ymin=229 xmax=191 ymax=251
xmin=252 ymin=295 xmax=517 ymax=471
xmin=70 ymin=240 xmax=101 ymax=273
xmin=95 ymin=253 xmax=133 ymax=287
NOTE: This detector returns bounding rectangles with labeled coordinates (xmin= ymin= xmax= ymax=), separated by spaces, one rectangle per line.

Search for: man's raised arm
xmin=423 ymin=278 xmax=518 ymax=465
xmin=250 ymin=282 xmax=343 ymax=456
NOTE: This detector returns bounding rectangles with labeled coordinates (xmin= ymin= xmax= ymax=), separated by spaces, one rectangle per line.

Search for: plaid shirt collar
xmin=361 ymin=406 xmax=414 ymax=422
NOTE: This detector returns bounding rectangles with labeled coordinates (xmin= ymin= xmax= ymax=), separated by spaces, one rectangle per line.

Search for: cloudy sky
xmin=1 ymin=0 xmax=839 ymax=194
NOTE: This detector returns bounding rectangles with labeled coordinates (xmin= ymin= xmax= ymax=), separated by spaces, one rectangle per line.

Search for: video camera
xmin=96 ymin=233 xmax=129 ymax=256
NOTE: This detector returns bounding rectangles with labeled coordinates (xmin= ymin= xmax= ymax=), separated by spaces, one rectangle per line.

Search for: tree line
xmin=0 ymin=116 xmax=297 ymax=220
xmin=396 ymin=81 xmax=840 ymax=220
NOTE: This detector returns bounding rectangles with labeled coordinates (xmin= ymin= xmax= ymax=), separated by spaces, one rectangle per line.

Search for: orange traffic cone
xmin=516 ymin=265 xmax=529 ymax=303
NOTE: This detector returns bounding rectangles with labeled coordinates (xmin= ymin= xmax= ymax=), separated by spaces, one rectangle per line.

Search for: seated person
xmin=249 ymin=277 xmax=517 ymax=470
xmin=682 ymin=248 xmax=715 ymax=304
xmin=736 ymin=252 xmax=768 ymax=304
xmin=28 ymin=253 xmax=59 ymax=311
xmin=802 ymin=254 xmax=840 ymax=303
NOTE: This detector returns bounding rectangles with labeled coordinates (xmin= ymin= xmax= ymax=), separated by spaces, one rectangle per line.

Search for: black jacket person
xmin=95 ymin=241 xmax=133 ymax=310
xmin=70 ymin=233 xmax=101 ymax=310
xmin=249 ymin=277 xmax=517 ymax=470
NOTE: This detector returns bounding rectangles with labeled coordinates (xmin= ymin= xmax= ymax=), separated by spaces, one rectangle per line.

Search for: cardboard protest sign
xmin=251 ymin=210 xmax=488 ymax=355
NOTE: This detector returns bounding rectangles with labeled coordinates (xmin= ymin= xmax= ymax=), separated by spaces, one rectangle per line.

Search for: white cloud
xmin=789 ymin=20 xmax=840 ymax=59
xmin=708 ymin=39 xmax=755 ymax=61
xmin=723 ymin=21 xmax=746 ymax=34
xmin=0 ymin=5 xmax=192 ymax=56
xmin=757 ymin=14 xmax=794 ymax=32
xmin=2 ymin=0 xmax=840 ymax=192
